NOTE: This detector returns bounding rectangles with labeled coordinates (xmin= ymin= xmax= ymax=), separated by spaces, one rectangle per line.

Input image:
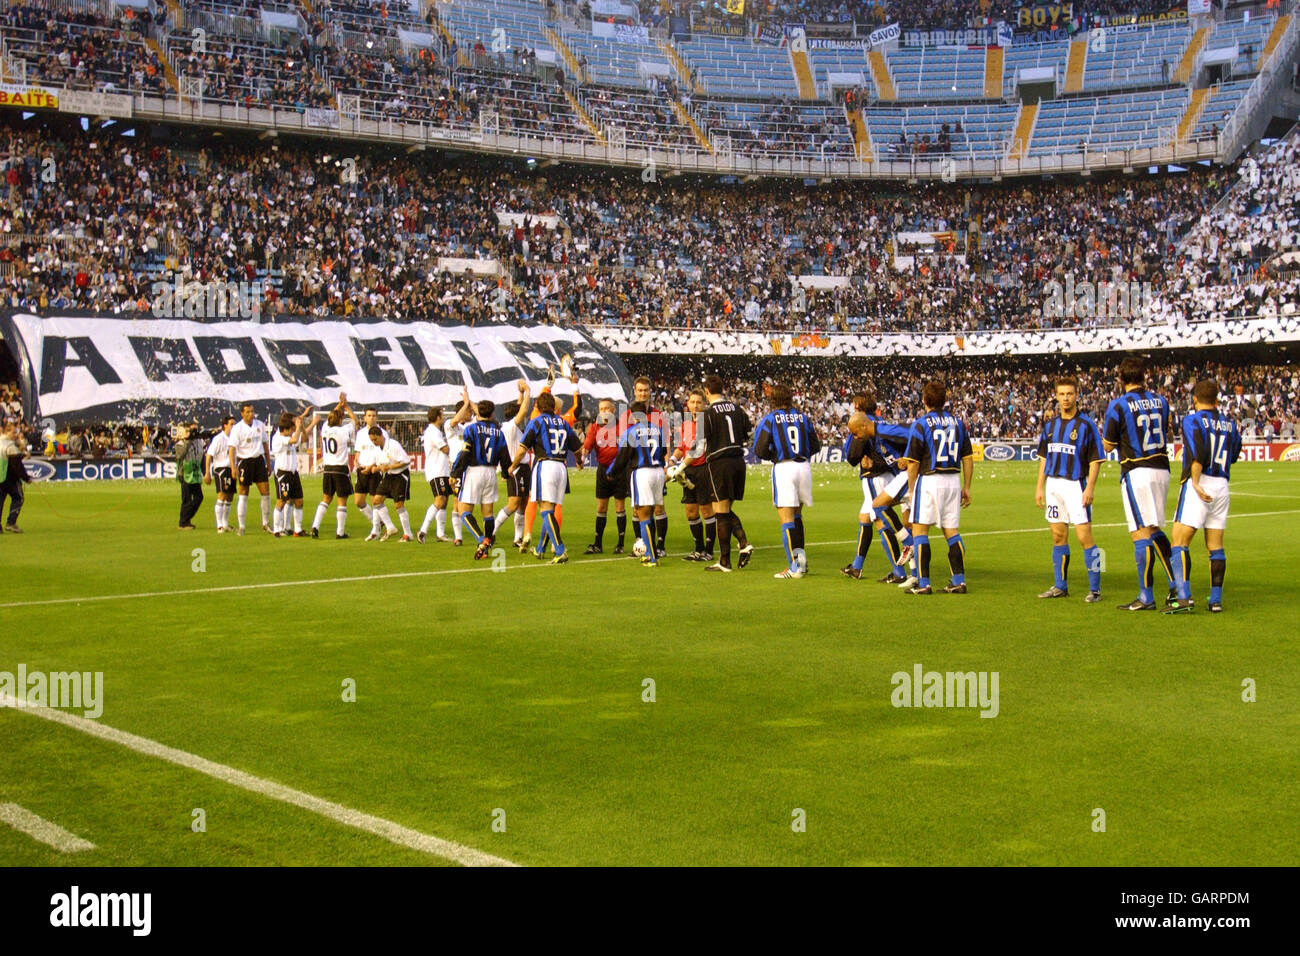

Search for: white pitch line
xmin=0 ymin=802 xmax=95 ymax=853
xmin=3 ymin=509 xmax=1298 ymax=611
xmin=0 ymin=694 xmax=516 ymax=867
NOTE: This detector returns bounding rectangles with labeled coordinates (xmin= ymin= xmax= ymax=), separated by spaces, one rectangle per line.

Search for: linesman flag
xmin=725 ymin=0 xmax=744 ymax=15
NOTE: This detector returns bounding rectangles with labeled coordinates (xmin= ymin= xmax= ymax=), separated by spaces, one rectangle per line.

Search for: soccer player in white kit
xmin=495 ymin=379 xmax=533 ymax=549
xmin=227 ymin=403 xmax=273 ymax=535
xmin=418 ymin=407 xmax=453 ymax=543
xmin=203 ymin=415 xmax=235 ymax=532
xmin=352 ymin=409 xmax=396 ymax=538
xmin=308 ymin=395 xmax=360 ymax=539
xmin=367 ymin=427 xmax=414 ymax=542
xmin=271 ymin=410 xmax=310 ymax=536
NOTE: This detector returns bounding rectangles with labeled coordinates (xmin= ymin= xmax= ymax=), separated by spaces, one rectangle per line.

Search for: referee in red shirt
xmin=583 ymin=397 xmax=627 ymax=553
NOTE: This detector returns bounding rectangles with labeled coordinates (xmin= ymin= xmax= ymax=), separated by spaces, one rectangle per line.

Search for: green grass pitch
xmin=1 ymin=461 xmax=1297 ymax=866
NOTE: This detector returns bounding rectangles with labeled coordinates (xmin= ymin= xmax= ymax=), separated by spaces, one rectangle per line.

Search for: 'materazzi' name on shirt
xmin=1123 ymin=396 xmax=1165 ymax=411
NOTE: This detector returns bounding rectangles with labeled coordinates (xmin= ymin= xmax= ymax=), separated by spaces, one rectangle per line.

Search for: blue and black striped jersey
xmin=753 ymin=409 xmax=820 ymax=462
xmin=903 ymin=411 xmax=972 ymax=474
xmin=613 ymin=416 xmax=669 ymax=471
xmin=1036 ymin=413 xmax=1104 ymax=481
xmin=1179 ymin=409 xmax=1242 ymax=483
xmin=843 ymin=415 xmax=911 ymax=479
xmin=456 ymin=420 xmax=509 ymax=471
xmin=520 ymin=413 xmax=581 ymax=461
xmin=1103 ymin=388 xmax=1173 ymax=476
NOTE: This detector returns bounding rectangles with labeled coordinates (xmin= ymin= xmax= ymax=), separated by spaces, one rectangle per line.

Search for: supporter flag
xmin=539 ymin=273 xmax=560 ymax=298
xmin=725 ymin=0 xmax=745 ymax=15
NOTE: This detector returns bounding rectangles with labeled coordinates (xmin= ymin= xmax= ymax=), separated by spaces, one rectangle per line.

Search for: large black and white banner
xmin=1 ymin=313 xmax=632 ymax=423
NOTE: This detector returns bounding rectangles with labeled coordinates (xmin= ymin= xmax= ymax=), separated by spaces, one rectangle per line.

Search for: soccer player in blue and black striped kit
xmin=607 ymin=401 xmax=669 ymax=566
xmin=752 ymin=384 xmax=820 ymax=579
xmin=1166 ymin=379 xmax=1242 ymax=614
xmin=899 ymin=380 xmax=974 ymax=595
xmin=841 ymin=392 xmax=913 ymax=583
xmin=510 ymin=391 xmax=584 ymax=564
xmin=1033 ymin=375 xmax=1105 ymax=601
xmin=1102 ymin=357 xmax=1178 ymax=611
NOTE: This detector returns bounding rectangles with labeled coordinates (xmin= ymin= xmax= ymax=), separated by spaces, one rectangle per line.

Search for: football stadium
xmin=0 ymin=0 xmax=1298 ymax=896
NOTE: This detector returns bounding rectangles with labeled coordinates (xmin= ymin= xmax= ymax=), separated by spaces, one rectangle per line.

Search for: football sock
xmin=380 ymin=507 xmax=397 ymax=532
xmin=730 ymin=512 xmax=749 ymax=548
xmin=312 ymin=502 xmax=328 ymax=530
xmin=450 ymin=509 xmax=462 ymax=540
xmin=781 ymin=521 xmax=796 ymax=570
xmin=792 ymin=514 xmax=805 ymax=551
xmin=689 ymin=516 xmax=704 ymax=552
xmin=335 ymin=506 xmax=347 ymax=536
xmin=236 ymin=494 xmax=248 ymax=529
xmin=655 ymin=514 xmax=667 ymax=551
xmin=524 ymin=501 xmax=538 ymax=538
xmin=1052 ymin=544 xmax=1070 ymax=590
xmin=1209 ymin=549 xmax=1226 ymax=604
xmin=293 ymin=506 xmax=303 ymax=533
xmin=853 ymin=521 xmax=872 ymax=571
xmin=260 ymin=495 xmax=271 ymax=526
xmin=915 ymin=534 xmax=931 ymax=587
xmin=616 ymin=512 xmax=627 ymax=546
xmin=514 ymin=511 xmax=524 ymax=540
xmin=493 ymin=506 xmax=511 ymax=531
xmin=555 ymin=504 xmax=563 ymax=528
xmin=435 ymin=507 xmax=447 ymax=537
xmin=462 ymin=513 xmax=483 ymax=543
xmin=216 ymin=499 xmax=225 ymax=528
xmin=879 ymin=522 xmax=902 ymax=574
xmin=371 ymin=509 xmax=383 ymax=535
xmin=594 ymin=514 xmax=606 ymax=546
xmin=397 ymin=508 xmax=412 ymax=537
xmin=547 ymin=510 xmax=566 ymax=555
xmin=716 ymin=513 xmax=732 ymax=566
xmin=703 ymin=515 xmax=716 ymax=555
xmin=1150 ymin=530 xmax=1174 ymax=586
xmin=947 ymin=534 xmax=965 ymax=586
xmin=1171 ymin=545 xmax=1191 ymax=599
xmin=640 ymin=520 xmax=655 ymax=562
xmin=272 ymin=507 xmax=282 ymax=533
xmin=360 ymin=502 xmax=373 ymax=520
xmin=884 ymin=507 xmax=904 ymax=533
xmin=1134 ymin=539 xmax=1154 ymax=604
xmin=484 ymin=515 xmax=495 ymax=540
xmin=420 ymin=504 xmax=436 ymax=535
xmin=1084 ymin=545 xmax=1102 ymax=593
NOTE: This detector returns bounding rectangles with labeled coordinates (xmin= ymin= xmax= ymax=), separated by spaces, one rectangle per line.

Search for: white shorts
xmin=531 ymin=459 xmax=568 ymax=504
xmin=1044 ymin=476 xmax=1092 ymax=527
xmin=860 ymin=474 xmax=905 ymax=518
xmin=459 ymin=465 xmax=498 ymax=506
xmin=772 ymin=460 xmax=813 ymax=508
xmin=911 ymin=472 xmax=962 ymax=528
xmin=631 ymin=466 xmax=666 ymax=507
xmin=1120 ymin=468 xmax=1169 ymax=533
xmin=1174 ymin=475 xmax=1229 ymax=531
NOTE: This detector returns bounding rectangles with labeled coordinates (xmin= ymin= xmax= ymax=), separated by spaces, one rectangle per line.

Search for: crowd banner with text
xmin=0 ymin=312 xmax=632 ymax=423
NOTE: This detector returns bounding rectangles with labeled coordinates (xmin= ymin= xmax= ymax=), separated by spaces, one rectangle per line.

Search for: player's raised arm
xmin=512 ymin=379 xmax=532 ymax=429
xmin=450 ymin=387 xmax=474 ymax=428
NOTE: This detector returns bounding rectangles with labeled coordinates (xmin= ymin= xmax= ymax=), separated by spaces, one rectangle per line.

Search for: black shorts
xmin=213 ymin=468 xmax=235 ymax=496
xmin=706 ymin=455 xmax=746 ymax=503
xmin=275 ymin=470 xmax=304 ymax=501
xmin=595 ymin=465 xmax=629 ymax=500
xmin=322 ymin=467 xmax=353 ymax=499
xmin=237 ymin=456 xmax=268 ymax=487
xmin=506 ymin=463 xmax=531 ymax=501
xmin=354 ymin=469 xmax=381 ymax=496
xmin=428 ymin=475 xmax=452 ymax=498
xmin=379 ymin=471 xmax=411 ymax=502
xmin=680 ymin=463 xmax=709 ymax=505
